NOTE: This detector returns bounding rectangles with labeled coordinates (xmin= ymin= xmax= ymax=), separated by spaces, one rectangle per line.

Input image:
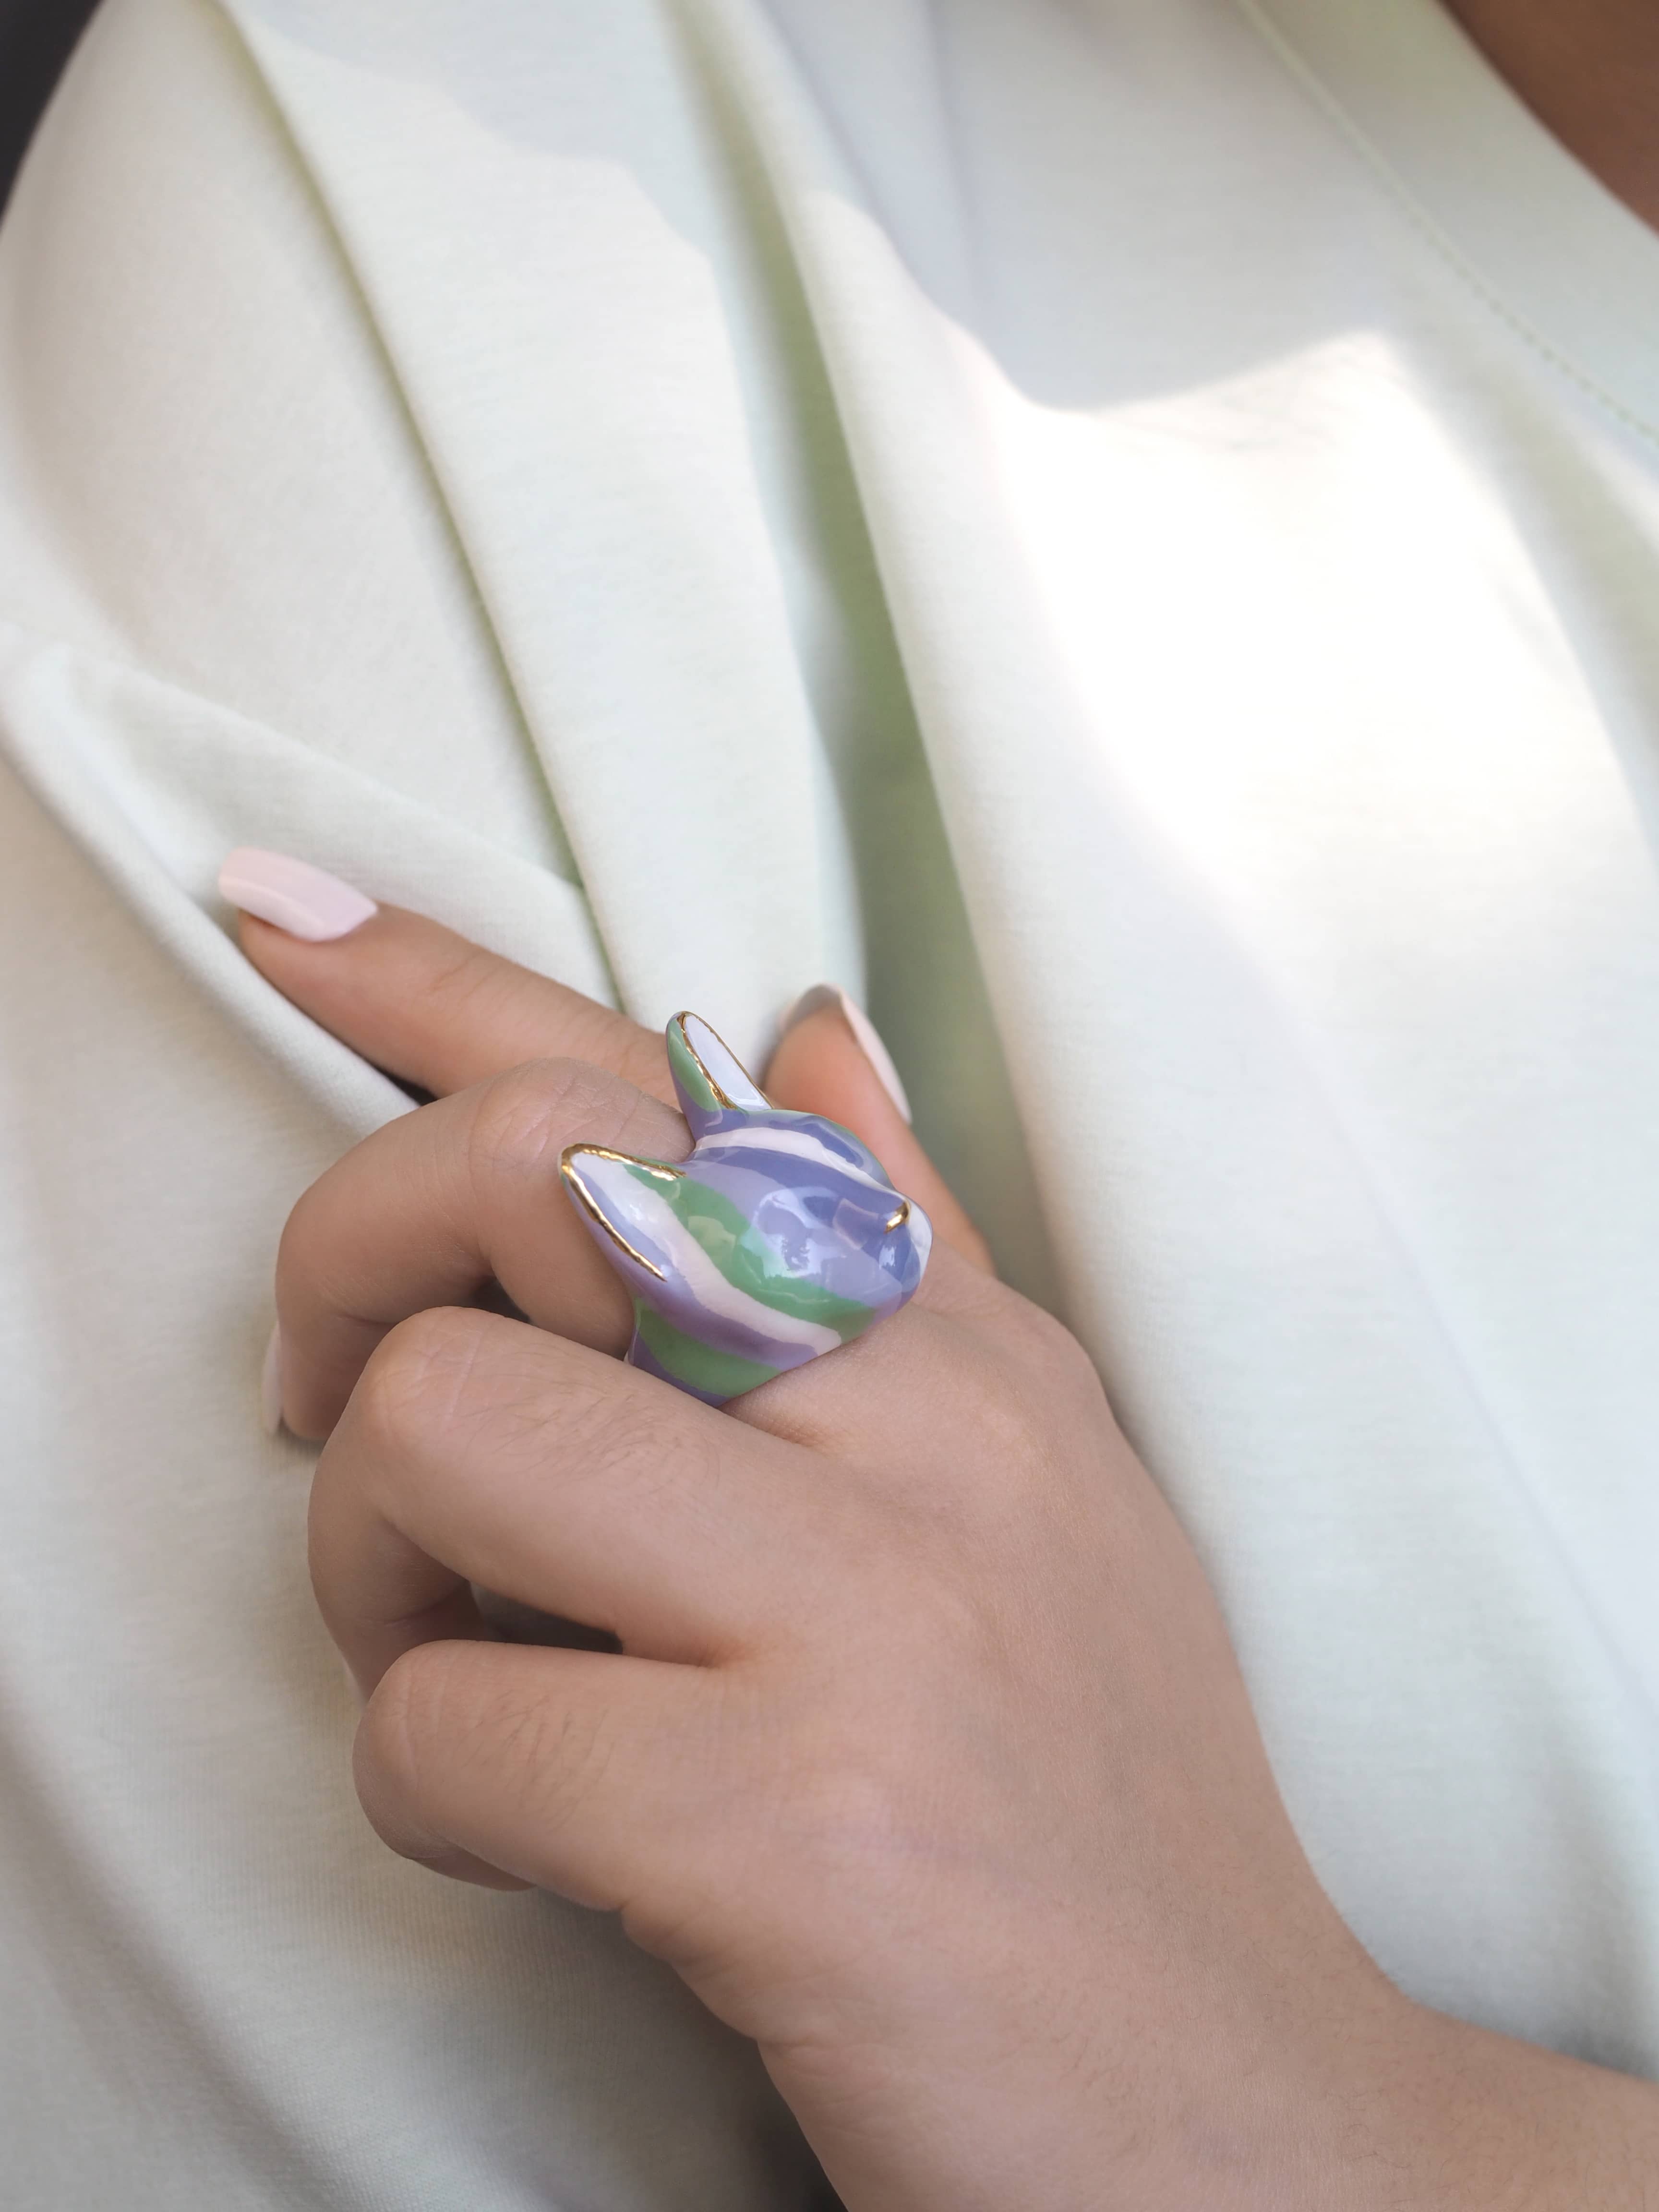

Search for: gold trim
xmin=671 ymin=1010 xmax=771 ymax=1111
xmin=560 ymin=1145 xmax=671 ymax=1279
xmin=882 ymin=1198 xmax=911 ymax=1233
xmin=570 ymin=1144 xmax=683 ymax=1181
xmin=671 ymin=1011 xmax=737 ymax=1108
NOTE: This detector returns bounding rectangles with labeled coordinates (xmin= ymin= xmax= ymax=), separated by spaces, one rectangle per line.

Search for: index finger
xmin=219 ymin=850 xmax=993 ymax=1269
xmin=219 ymin=849 xmax=671 ymax=1101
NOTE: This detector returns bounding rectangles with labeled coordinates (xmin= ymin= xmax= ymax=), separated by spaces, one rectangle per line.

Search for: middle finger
xmin=311 ymin=1305 xmax=831 ymax=1686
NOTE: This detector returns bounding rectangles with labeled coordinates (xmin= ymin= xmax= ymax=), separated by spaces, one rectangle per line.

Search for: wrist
xmin=762 ymin=1897 xmax=1659 ymax=2212
xmin=1212 ymin=1986 xmax=1659 ymax=2212
xmin=1132 ymin=1956 xmax=1434 ymax=2212
xmin=762 ymin=1912 xmax=1428 ymax=2212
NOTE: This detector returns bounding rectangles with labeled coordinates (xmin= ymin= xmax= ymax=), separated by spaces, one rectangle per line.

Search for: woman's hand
xmin=227 ymin=858 xmax=1659 ymax=2212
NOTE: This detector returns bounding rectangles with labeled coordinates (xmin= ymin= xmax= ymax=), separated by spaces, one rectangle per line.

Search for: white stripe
xmin=679 ymin=1014 xmax=769 ymax=1110
xmin=628 ymin=1182 xmax=843 ymax=1355
xmin=906 ymin=1206 xmax=934 ymax=1275
xmin=700 ymin=1124 xmax=893 ymax=1198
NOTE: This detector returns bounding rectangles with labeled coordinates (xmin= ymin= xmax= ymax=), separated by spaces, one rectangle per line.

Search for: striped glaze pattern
xmin=561 ymin=1013 xmax=932 ymax=1405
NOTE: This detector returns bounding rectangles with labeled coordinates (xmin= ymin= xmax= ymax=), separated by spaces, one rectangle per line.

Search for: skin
xmin=1442 ymin=0 xmax=1659 ymax=229
xmin=238 ymin=899 xmax=1659 ymax=2209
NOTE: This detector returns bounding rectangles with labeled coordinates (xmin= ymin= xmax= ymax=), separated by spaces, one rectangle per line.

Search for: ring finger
xmin=310 ymin=1305 xmax=830 ymax=1685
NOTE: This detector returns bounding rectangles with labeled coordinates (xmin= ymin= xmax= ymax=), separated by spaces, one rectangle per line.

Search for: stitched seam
xmin=1231 ymin=0 xmax=1659 ymax=457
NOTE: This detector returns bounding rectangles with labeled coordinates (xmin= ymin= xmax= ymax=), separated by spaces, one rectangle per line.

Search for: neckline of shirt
xmin=1239 ymin=0 xmax=1659 ymax=443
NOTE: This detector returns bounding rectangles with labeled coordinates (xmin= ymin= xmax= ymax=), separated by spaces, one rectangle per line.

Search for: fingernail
xmin=218 ymin=849 xmax=378 ymax=942
xmin=260 ymin=1322 xmax=286 ymax=1436
xmin=783 ymin=985 xmax=911 ymax=1124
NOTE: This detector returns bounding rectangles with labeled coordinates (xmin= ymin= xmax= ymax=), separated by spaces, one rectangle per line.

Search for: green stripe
xmin=633 ymin=1304 xmax=781 ymax=1398
xmin=668 ymin=1021 xmax=723 ymax=1119
xmin=627 ymin=1166 xmax=875 ymax=1339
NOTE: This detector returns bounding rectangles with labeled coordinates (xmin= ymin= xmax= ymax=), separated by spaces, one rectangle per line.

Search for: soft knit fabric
xmin=3 ymin=0 xmax=1659 ymax=2201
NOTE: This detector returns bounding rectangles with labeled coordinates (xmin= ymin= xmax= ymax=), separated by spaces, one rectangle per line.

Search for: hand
xmin=231 ymin=867 xmax=1659 ymax=2211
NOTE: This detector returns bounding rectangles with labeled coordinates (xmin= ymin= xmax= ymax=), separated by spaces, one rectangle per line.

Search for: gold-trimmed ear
xmin=667 ymin=1011 xmax=769 ymax=1131
xmin=559 ymin=1142 xmax=682 ymax=1280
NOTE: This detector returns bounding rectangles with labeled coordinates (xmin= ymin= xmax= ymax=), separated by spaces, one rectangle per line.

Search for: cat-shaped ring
xmin=561 ymin=1012 xmax=933 ymax=1405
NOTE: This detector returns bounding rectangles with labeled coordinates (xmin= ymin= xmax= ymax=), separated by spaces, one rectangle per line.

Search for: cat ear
xmin=666 ymin=1012 xmax=769 ymax=1136
xmin=560 ymin=1143 xmax=685 ymax=1284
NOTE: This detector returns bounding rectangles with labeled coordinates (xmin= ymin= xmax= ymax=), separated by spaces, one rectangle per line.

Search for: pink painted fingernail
xmin=783 ymin=985 xmax=912 ymax=1124
xmin=218 ymin=849 xmax=378 ymax=942
xmin=260 ymin=1322 xmax=286 ymax=1437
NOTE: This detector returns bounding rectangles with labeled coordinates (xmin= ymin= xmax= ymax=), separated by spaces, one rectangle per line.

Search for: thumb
xmin=764 ymin=990 xmax=994 ymax=1273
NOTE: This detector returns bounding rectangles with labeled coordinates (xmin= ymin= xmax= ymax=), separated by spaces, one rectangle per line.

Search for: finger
xmin=275 ymin=1037 xmax=998 ymax=1441
xmin=765 ymin=996 xmax=993 ymax=1271
xmin=276 ymin=1057 xmax=687 ymax=1438
xmin=221 ymin=852 xmax=994 ymax=1269
xmin=221 ymin=853 xmax=988 ymax=1245
xmin=353 ymin=1638 xmax=717 ymax=1909
xmin=310 ymin=1306 xmax=831 ymax=1686
xmin=731 ymin=1261 xmax=1107 ymax=1536
xmin=218 ymin=850 xmax=672 ymax=1101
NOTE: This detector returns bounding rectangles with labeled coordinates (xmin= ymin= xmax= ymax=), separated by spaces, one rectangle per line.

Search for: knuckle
xmin=504 ymin=1696 xmax=619 ymax=1839
xmin=464 ymin=1057 xmax=685 ymax=1208
xmin=351 ymin=1306 xmax=493 ymax=1455
xmin=466 ymin=1057 xmax=608 ymax=1185
xmin=360 ymin=1645 xmax=613 ymax=1846
xmin=778 ymin=1704 xmax=952 ymax=1885
xmin=355 ymin=1641 xmax=488 ymax=1836
xmin=273 ymin=1165 xmax=348 ymax=1313
xmin=358 ymin=1640 xmax=457 ymax=1791
xmin=555 ymin=1379 xmax=716 ymax=1507
xmin=890 ymin=1555 xmax=998 ymax=1664
xmin=932 ymin=1344 xmax=1036 ymax=1463
xmin=967 ymin=1291 xmax=1105 ymax=1432
xmin=876 ymin=1316 xmax=1106 ymax=1550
